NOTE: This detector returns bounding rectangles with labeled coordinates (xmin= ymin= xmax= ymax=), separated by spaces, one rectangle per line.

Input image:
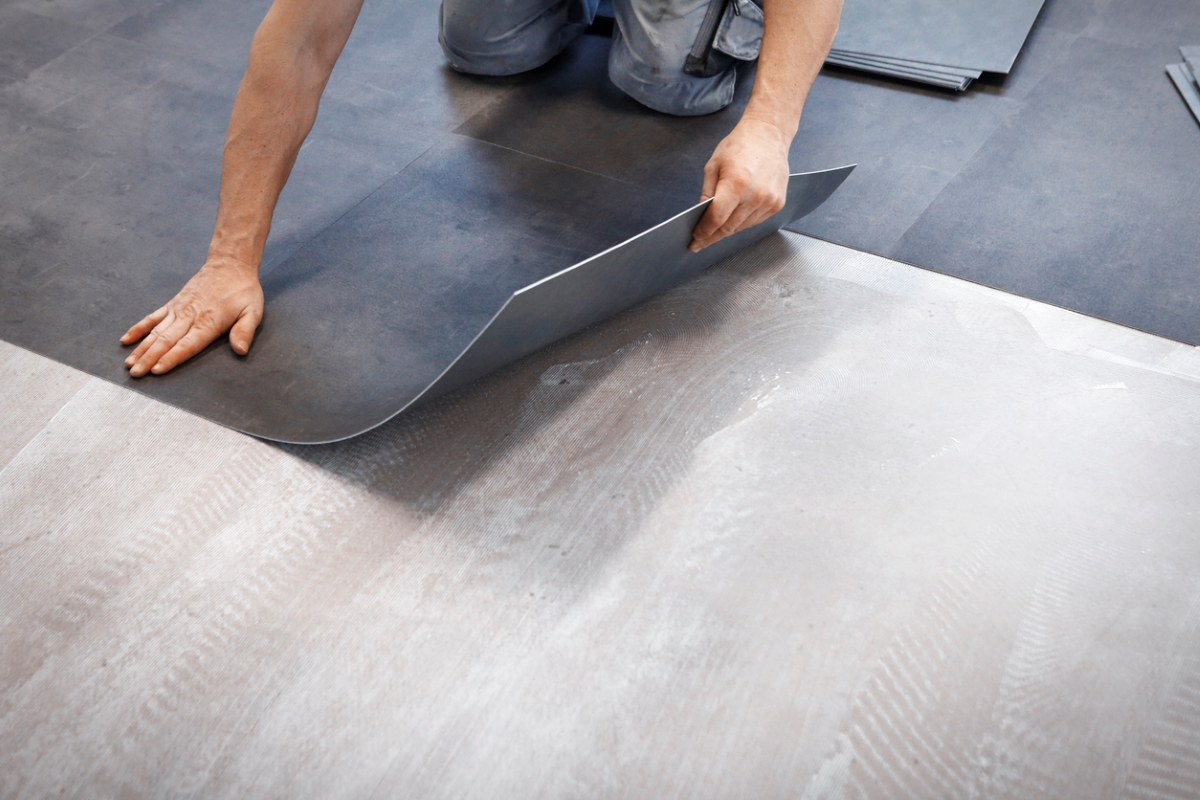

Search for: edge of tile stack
xmin=826 ymin=49 xmax=980 ymax=91
xmin=1168 ymin=46 xmax=1200 ymax=124
xmin=822 ymin=0 xmax=1048 ymax=92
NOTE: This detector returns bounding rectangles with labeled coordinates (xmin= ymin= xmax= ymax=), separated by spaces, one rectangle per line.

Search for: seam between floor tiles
xmin=448 ymin=131 xmax=644 ymax=189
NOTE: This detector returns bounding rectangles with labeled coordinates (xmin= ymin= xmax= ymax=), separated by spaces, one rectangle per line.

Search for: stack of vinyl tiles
xmin=825 ymin=0 xmax=1050 ymax=91
xmin=1168 ymin=47 xmax=1200 ymax=125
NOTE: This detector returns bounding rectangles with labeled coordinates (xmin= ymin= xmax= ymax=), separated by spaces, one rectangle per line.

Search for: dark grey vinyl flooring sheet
xmin=132 ymin=162 xmax=846 ymax=444
xmin=0 ymin=0 xmax=851 ymax=443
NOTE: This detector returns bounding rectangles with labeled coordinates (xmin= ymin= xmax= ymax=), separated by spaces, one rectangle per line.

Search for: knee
xmin=438 ymin=0 xmax=575 ymax=76
xmin=438 ymin=0 xmax=502 ymax=74
xmin=607 ymin=27 xmax=737 ymax=116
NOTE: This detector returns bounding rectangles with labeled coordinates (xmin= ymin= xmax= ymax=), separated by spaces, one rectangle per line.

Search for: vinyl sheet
xmin=0 ymin=122 xmax=846 ymax=444
xmin=421 ymin=166 xmax=853 ymax=413
xmin=1167 ymin=63 xmax=1200 ymax=125
xmin=0 ymin=0 xmax=850 ymax=444
xmin=833 ymin=0 xmax=1048 ymax=73
xmin=178 ymin=161 xmax=847 ymax=444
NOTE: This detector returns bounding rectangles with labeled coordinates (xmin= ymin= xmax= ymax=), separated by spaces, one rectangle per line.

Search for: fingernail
xmin=151 ymin=364 xmax=164 ymax=374
xmin=689 ymin=244 xmax=702 ymax=253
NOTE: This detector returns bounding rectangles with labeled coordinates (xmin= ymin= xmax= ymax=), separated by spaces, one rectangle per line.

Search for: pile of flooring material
xmin=1168 ymin=46 xmax=1200 ymax=124
xmin=826 ymin=0 xmax=1049 ymax=90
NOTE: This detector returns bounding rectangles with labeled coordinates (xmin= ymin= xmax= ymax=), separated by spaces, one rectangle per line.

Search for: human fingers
xmin=150 ymin=321 xmax=225 ymax=375
xmin=700 ymin=156 xmax=720 ymax=202
xmin=692 ymin=198 xmax=758 ymax=251
xmin=742 ymin=199 xmax=782 ymax=230
xmin=128 ymin=312 xmax=193 ymax=377
xmin=124 ymin=309 xmax=176 ymax=367
xmin=120 ymin=306 xmax=169 ymax=346
xmin=229 ymin=304 xmax=263 ymax=355
xmin=690 ymin=187 xmax=740 ymax=252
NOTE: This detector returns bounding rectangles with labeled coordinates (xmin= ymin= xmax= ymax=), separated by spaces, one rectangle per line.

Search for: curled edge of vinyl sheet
xmin=278 ymin=164 xmax=854 ymax=445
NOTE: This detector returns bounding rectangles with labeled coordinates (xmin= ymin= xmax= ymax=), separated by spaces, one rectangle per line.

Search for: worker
xmin=122 ymin=0 xmax=842 ymax=376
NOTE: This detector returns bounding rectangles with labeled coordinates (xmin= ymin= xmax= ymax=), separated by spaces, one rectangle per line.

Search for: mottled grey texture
xmin=4 ymin=235 xmax=1200 ymax=798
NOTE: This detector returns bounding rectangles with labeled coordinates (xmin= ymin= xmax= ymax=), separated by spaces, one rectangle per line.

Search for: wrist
xmin=737 ymin=112 xmax=794 ymax=144
xmin=204 ymin=249 xmax=261 ymax=275
xmin=731 ymin=116 xmax=794 ymax=159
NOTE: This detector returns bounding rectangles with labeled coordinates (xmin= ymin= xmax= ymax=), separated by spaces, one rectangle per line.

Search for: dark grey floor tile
xmin=128 ymin=136 xmax=685 ymax=442
xmin=793 ymin=0 xmax=1108 ymax=252
xmin=0 ymin=7 xmax=96 ymax=82
xmin=1082 ymin=0 xmax=1200 ymax=50
xmin=72 ymin=59 xmax=237 ymax=164
xmin=0 ymin=151 xmax=223 ymax=346
xmin=10 ymin=0 xmax=163 ymax=33
xmin=1035 ymin=0 xmax=1115 ymax=36
xmin=0 ymin=135 xmax=690 ymax=442
xmin=973 ymin=21 xmax=1081 ymax=101
xmin=322 ymin=0 xmax=524 ymax=131
xmin=893 ymin=36 xmax=1200 ymax=345
xmin=105 ymin=0 xmax=520 ymax=132
xmin=107 ymin=0 xmax=269 ymax=69
xmin=261 ymin=99 xmax=442 ymax=272
xmin=0 ymin=32 xmax=169 ymax=125
xmin=455 ymin=33 xmax=754 ymax=202
xmin=0 ymin=102 xmax=108 ymax=223
xmin=786 ymin=72 xmax=1020 ymax=254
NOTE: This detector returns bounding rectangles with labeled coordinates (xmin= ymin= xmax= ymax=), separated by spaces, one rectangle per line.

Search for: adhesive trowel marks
xmin=119 ymin=139 xmax=852 ymax=444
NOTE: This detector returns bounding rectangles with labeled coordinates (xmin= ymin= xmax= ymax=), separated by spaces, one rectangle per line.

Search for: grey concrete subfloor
xmin=3 ymin=233 xmax=1200 ymax=799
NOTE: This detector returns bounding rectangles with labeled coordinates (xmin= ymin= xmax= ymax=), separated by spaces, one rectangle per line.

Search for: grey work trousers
xmin=438 ymin=0 xmax=765 ymax=116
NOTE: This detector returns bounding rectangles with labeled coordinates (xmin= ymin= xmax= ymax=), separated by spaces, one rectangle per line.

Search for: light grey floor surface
xmin=3 ymin=233 xmax=1200 ymax=799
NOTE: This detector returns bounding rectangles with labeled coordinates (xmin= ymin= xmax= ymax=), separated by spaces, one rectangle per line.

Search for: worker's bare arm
xmin=121 ymin=0 xmax=365 ymax=376
xmin=690 ymin=0 xmax=842 ymax=251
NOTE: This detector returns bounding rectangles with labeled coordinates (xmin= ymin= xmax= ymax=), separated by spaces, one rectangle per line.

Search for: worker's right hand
xmin=121 ymin=257 xmax=264 ymax=377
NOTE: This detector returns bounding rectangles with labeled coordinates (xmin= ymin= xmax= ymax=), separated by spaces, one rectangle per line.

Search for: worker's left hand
xmin=690 ymin=117 xmax=790 ymax=252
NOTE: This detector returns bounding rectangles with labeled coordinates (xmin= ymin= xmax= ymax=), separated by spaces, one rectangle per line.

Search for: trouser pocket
xmin=683 ymin=0 xmax=763 ymax=78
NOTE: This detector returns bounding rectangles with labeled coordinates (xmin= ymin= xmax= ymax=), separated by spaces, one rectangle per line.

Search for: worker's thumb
xmin=230 ymin=306 xmax=262 ymax=356
xmin=700 ymin=156 xmax=720 ymax=201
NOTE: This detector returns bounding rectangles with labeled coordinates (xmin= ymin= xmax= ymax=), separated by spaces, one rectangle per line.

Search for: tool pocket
xmin=683 ymin=0 xmax=763 ymax=78
xmin=713 ymin=0 xmax=763 ymax=61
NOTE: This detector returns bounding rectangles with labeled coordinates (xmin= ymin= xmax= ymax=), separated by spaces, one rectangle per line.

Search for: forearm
xmin=207 ymin=0 xmax=362 ymax=270
xmin=741 ymin=0 xmax=842 ymax=140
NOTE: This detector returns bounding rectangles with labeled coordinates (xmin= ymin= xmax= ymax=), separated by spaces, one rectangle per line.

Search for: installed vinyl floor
xmin=3 ymin=233 xmax=1200 ymax=799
